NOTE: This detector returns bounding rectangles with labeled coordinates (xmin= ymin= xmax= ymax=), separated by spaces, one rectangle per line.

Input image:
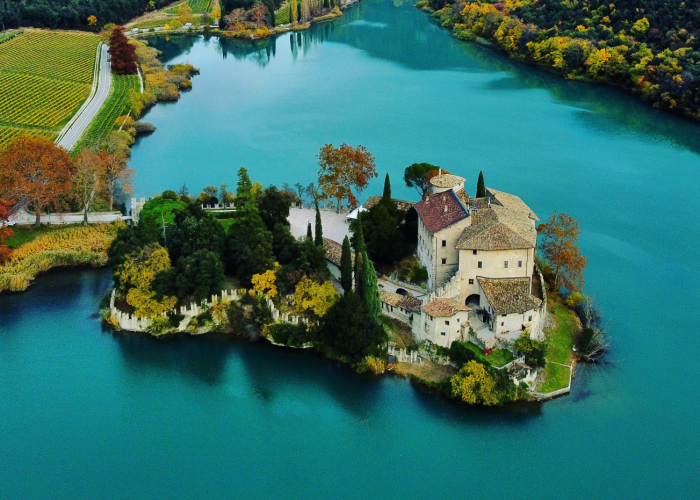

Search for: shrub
xmin=133 ymin=121 xmax=156 ymax=134
xmin=357 ymin=355 xmax=385 ymax=374
xmin=415 ymin=1 xmax=429 ymax=7
xmin=263 ymin=322 xmax=310 ymax=346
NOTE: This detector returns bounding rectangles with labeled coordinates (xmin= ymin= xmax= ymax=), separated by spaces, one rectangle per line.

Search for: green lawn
xmin=538 ymin=298 xmax=577 ymax=392
xmin=484 ymin=348 xmax=514 ymax=368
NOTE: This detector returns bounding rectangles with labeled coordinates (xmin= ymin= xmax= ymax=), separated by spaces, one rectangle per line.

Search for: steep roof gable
xmin=477 ymin=277 xmax=542 ymax=315
xmin=414 ymin=190 xmax=468 ymax=234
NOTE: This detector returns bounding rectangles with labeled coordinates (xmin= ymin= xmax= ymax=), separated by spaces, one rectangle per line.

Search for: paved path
xmin=56 ymin=44 xmax=111 ymax=151
xmin=289 ymin=207 xmax=352 ymax=243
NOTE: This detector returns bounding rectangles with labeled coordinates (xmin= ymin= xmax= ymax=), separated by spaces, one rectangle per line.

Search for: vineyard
xmin=0 ymin=30 xmax=100 ymax=151
xmin=166 ymin=0 xmax=213 ymax=14
xmin=76 ymin=74 xmax=141 ymax=150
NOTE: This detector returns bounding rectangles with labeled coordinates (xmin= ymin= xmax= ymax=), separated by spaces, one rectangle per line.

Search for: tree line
xmin=422 ymin=0 xmax=700 ymax=122
xmin=0 ymin=0 xmax=177 ymax=31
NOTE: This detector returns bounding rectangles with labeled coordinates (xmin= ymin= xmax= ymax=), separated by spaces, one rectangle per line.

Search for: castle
xmin=380 ymin=172 xmax=546 ymax=351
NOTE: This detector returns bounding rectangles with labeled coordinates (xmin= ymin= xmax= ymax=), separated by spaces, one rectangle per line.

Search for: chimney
xmin=426 ymin=195 xmax=430 ymax=203
xmin=443 ymin=205 xmax=448 ymax=213
xmin=439 ymin=168 xmax=442 ymax=176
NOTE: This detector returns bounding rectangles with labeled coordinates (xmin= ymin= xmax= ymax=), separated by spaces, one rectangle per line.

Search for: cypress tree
xmin=353 ymin=217 xmax=366 ymax=292
xmin=476 ymin=171 xmax=486 ymax=198
xmin=314 ymin=203 xmax=323 ymax=246
xmin=306 ymin=221 xmax=312 ymax=240
xmin=382 ymin=173 xmax=391 ymax=199
xmin=340 ymin=236 xmax=353 ymax=294
xmin=361 ymin=252 xmax=381 ymax=318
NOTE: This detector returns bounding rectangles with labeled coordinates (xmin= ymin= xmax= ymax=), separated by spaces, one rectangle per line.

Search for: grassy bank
xmin=0 ymin=223 xmax=122 ymax=292
xmin=538 ymin=295 xmax=577 ymax=393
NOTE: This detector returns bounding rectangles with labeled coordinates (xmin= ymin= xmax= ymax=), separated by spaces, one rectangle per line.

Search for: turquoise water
xmin=2 ymin=1 xmax=700 ymax=497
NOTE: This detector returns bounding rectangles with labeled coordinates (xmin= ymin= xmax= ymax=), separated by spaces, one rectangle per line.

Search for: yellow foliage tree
xmin=293 ymin=278 xmax=338 ymax=319
xmin=178 ymin=3 xmax=193 ymax=23
xmin=115 ymin=244 xmax=177 ymax=318
xmin=251 ymin=263 xmax=280 ymax=298
xmin=87 ymin=15 xmax=98 ymax=26
xmin=450 ymin=361 xmax=499 ymax=406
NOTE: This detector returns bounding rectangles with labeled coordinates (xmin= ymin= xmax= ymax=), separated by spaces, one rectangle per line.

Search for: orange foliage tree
xmin=0 ymin=135 xmax=74 ymax=226
xmin=317 ymin=143 xmax=377 ymax=213
xmin=99 ymin=149 xmax=132 ymax=210
xmin=537 ymin=212 xmax=587 ymax=292
xmin=0 ymin=199 xmax=14 ymax=265
xmin=73 ymin=148 xmax=103 ymax=225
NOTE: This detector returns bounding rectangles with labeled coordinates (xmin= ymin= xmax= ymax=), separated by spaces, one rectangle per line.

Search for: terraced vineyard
xmin=0 ymin=30 xmax=100 ymax=151
xmin=166 ymin=0 xmax=213 ymax=14
xmin=76 ymin=74 xmax=141 ymax=150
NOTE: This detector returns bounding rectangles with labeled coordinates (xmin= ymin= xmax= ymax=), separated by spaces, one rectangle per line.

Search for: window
xmin=504 ymin=261 xmax=509 ymax=268
xmin=478 ymin=261 xmax=482 ymax=268
xmin=441 ymin=258 xmax=446 ymax=264
xmin=518 ymin=261 xmax=523 ymax=267
xmin=441 ymin=240 xmax=447 ymax=247
xmin=445 ymin=320 xmax=450 ymax=325
xmin=472 ymin=249 xmax=477 ymax=255
xmin=529 ymin=315 xmax=532 ymax=322
xmin=441 ymin=332 xmax=446 ymax=336
xmin=468 ymin=279 xmax=474 ymax=285
xmin=501 ymin=322 xmax=504 ymax=326
xmin=502 ymin=314 xmax=507 ymax=317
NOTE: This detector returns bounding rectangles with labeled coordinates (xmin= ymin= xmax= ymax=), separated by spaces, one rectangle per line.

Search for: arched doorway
xmin=465 ymin=294 xmax=480 ymax=308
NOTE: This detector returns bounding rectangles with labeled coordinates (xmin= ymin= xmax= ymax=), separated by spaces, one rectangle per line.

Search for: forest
xmin=421 ymin=0 xmax=700 ymax=121
xmin=0 ymin=0 xmax=176 ymax=30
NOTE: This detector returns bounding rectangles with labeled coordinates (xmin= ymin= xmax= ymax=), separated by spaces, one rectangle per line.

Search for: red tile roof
xmin=414 ymin=190 xmax=468 ymax=234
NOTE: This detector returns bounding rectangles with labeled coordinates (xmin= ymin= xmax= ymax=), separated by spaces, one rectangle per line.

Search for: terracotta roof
xmin=414 ymin=190 xmax=469 ymax=234
xmin=430 ymin=174 xmax=465 ymax=189
xmin=487 ymin=188 xmax=539 ymax=221
xmin=323 ymin=238 xmax=353 ymax=267
xmin=477 ymin=277 xmax=542 ymax=315
xmin=455 ymin=188 xmax=538 ymax=251
xmin=363 ymin=196 xmax=415 ymax=213
xmin=454 ymin=188 xmax=470 ymax=206
xmin=380 ymin=291 xmax=422 ymax=312
xmin=422 ymin=297 xmax=471 ymax=317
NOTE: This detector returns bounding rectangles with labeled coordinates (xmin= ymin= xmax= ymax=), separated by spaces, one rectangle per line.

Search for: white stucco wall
xmin=418 ymin=310 xmax=469 ymax=348
xmin=417 ymin=218 xmax=470 ymax=292
xmin=458 ymin=247 xmax=534 ymax=299
xmin=479 ymin=291 xmax=539 ymax=336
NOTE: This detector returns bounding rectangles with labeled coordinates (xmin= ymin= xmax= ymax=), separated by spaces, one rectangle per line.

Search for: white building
xmin=409 ymin=173 xmax=546 ymax=349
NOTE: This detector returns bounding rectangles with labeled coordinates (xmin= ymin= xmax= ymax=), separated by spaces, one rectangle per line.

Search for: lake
xmin=2 ymin=1 xmax=700 ymax=497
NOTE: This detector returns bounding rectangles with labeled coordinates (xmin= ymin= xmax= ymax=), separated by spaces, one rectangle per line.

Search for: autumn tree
xmin=73 ymin=148 xmax=102 ymax=225
xmin=403 ymin=162 xmax=438 ymax=200
xmin=290 ymin=0 xmax=298 ymax=24
xmin=293 ymin=278 xmax=338 ymax=321
xmin=476 ymin=171 xmax=485 ymax=198
xmin=317 ymin=143 xmax=377 ymax=213
xmin=450 ymin=360 xmax=499 ymax=406
xmin=537 ymin=212 xmax=587 ymax=292
xmin=87 ymin=15 xmax=97 ymax=27
xmin=177 ymin=3 xmax=193 ymax=24
xmin=252 ymin=263 xmax=280 ymax=298
xmin=108 ymin=26 xmax=137 ymax=75
xmin=0 ymin=199 xmax=14 ymax=265
xmin=0 ymin=135 xmax=74 ymax=226
xmin=100 ymin=149 xmax=132 ymax=211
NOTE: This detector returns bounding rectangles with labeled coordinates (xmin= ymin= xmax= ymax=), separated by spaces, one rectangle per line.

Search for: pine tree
xmin=236 ymin=167 xmax=254 ymax=208
xmin=314 ymin=204 xmax=323 ymax=247
xmin=382 ymin=173 xmax=391 ymax=199
xmin=340 ymin=236 xmax=353 ymax=294
xmin=476 ymin=171 xmax=486 ymax=198
xmin=353 ymin=217 xmax=366 ymax=293
xmin=307 ymin=221 xmax=312 ymax=240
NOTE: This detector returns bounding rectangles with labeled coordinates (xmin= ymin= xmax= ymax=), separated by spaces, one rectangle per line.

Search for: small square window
xmin=441 ymin=240 xmax=447 ymax=247
xmin=441 ymin=332 xmax=446 ymax=336
xmin=469 ymin=279 xmax=474 ymax=285
xmin=502 ymin=314 xmax=507 ymax=317
xmin=472 ymin=250 xmax=477 ymax=255
xmin=445 ymin=320 xmax=450 ymax=325
xmin=441 ymin=258 xmax=447 ymax=264
xmin=504 ymin=261 xmax=509 ymax=268
xmin=478 ymin=261 xmax=482 ymax=268
xmin=518 ymin=261 xmax=522 ymax=267
xmin=501 ymin=322 xmax=504 ymax=326
xmin=529 ymin=315 xmax=532 ymax=322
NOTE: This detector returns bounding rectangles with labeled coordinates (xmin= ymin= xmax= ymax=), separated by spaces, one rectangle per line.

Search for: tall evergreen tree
xmin=382 ymin=173 xmax=391 ymax=199
xmin=353 ymin=217 xmax=366 ymax=293
xmin=314 ymin=204 xmax=323 ymax=247
xmin=306 ymin=221 xmax=312 ymax=240
xmin=236 ymin=167 xmax=254 ymax=207
xmin=476 ymin=171 xmax=486 ymax=198
xmin=360 ymin=253 xmax=381 ymax=317
xmin=340 ymin=236 xmax=353 ymax=294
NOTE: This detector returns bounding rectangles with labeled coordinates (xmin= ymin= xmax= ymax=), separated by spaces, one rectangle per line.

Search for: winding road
xmin=56 ymin=43 xmax=111 ymax=151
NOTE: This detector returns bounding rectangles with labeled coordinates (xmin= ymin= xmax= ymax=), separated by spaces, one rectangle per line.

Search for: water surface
xmin=2 ymin=1 xmax=700 ymax=498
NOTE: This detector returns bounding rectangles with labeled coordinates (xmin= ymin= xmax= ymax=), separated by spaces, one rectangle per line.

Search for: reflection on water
xmin=148 ymin=0 xmax=700 ymax=156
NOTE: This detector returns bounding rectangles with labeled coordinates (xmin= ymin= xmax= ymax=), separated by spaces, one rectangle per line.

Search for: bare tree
xmin=73 ymin=149 xmax=102 ymax=225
